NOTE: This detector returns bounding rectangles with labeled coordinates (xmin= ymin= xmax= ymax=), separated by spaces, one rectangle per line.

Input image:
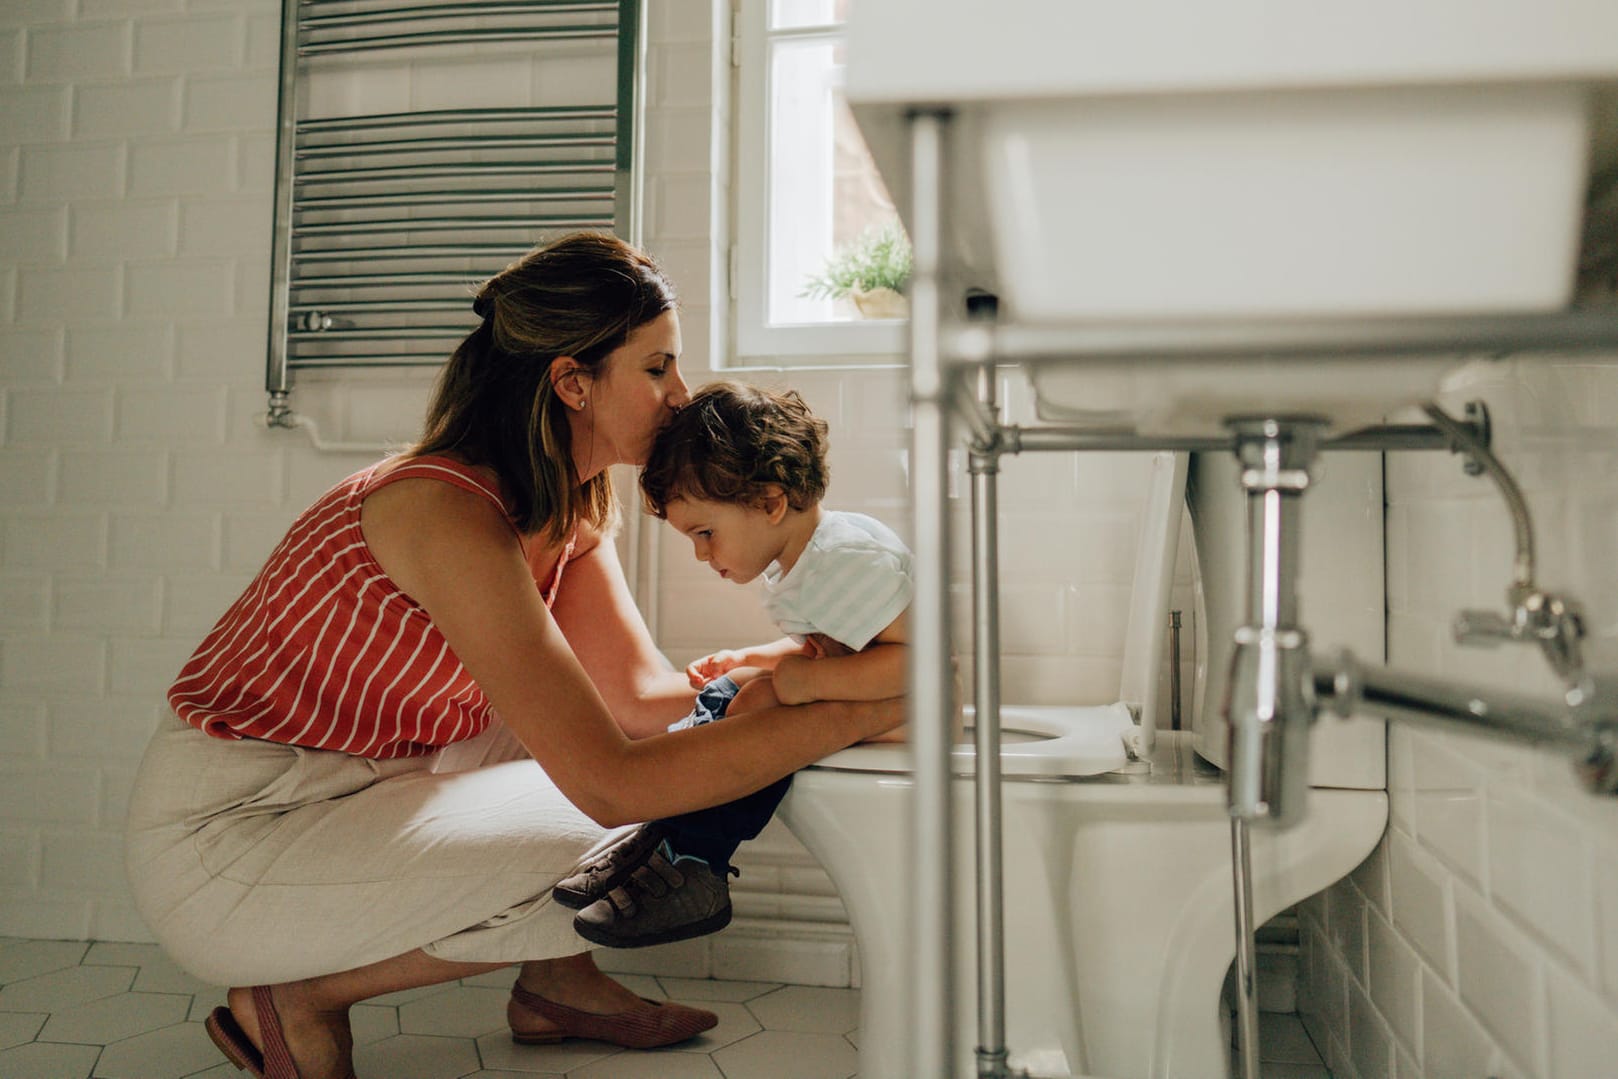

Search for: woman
xmin=125 ymin=232 xmax=904 ymax=1079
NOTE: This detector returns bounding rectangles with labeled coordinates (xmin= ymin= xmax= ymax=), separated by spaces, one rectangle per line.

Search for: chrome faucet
xmin=1420 ymin=403 xmax=1589 ymax=687
xmin=1454 ymin=587 xmax=1587 ymax=683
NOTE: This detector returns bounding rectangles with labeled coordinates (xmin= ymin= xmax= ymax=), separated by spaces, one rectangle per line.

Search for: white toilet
xmin=780 ymin=450 xmax=1389 ymax=1079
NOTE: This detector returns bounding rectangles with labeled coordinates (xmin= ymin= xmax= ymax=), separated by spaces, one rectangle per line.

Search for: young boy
xmin=553 ymin=380 xmax=912 ymax=948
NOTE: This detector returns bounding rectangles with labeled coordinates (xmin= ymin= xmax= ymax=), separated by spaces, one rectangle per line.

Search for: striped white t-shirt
xmin=167 ymin=456 xmax=572 ymax=759
xmin=761 ymin=510 xmax=913 ymax=652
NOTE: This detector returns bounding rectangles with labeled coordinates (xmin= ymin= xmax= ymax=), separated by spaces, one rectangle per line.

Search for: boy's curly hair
xmin=641 ymin=381 xmax=829 ymax=517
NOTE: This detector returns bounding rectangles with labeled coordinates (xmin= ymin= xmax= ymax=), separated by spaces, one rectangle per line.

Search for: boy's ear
xmin=761 ymin=486 xmax=789 ymax=524
xmin=549 ymin=356 xmax=590 ymax=410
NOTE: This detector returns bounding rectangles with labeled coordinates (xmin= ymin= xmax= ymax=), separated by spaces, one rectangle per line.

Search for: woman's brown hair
xmin=411 ymin=232 xmax=677 ymax=543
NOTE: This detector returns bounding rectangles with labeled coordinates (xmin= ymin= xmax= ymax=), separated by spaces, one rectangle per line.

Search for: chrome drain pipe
xmin=1221 ymin=416 xmax=1326 ymax=1079
xmin=1231 ymin=817 xmax=1261 ymax=1079
xmin=1223 ymin=417 xmax=1324 ymax=825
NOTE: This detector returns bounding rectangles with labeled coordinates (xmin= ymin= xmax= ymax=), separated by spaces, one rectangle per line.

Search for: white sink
xmin=846 ymin=0 xmax=1618 ymax=433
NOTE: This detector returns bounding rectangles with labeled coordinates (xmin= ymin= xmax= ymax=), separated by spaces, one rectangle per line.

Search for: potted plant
xmin=801 ymin=221 xmax=913 ymax=318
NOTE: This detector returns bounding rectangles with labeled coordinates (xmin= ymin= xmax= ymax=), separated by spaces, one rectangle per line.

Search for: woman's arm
xmin=364 ymin=481 xmax=903 ymax=826
xmin=544 ymin=530 xmax=694 ymax=737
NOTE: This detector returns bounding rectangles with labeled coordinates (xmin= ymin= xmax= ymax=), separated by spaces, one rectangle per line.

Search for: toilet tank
xmin=1188 ymin=451 xmax=1386 ymax=790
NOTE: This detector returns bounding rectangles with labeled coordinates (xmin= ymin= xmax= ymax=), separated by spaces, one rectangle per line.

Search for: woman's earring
xmin=576 ymin=400 xmax=586 ymax=411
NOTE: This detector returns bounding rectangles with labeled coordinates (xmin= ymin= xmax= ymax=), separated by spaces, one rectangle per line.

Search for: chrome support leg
xmin=968 ymin=366 xmax=1009 ymax=1079
xmin=1231 ymin=818 xmax=1261 ymax=1079
xmin=906 ymin=107 xmax=957 ymax=1079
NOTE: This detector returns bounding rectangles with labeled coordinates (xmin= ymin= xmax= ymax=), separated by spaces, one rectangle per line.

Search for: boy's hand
xmin=685 ymin=649 xmax=744 ymax=688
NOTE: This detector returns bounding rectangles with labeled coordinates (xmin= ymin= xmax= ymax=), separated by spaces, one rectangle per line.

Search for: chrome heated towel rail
xmin=263 ymin=0 xmax=644 ymax=422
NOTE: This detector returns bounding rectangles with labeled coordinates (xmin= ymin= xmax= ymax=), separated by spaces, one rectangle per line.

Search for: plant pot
xmin=851 ymin=287 xmax=909 ymax=319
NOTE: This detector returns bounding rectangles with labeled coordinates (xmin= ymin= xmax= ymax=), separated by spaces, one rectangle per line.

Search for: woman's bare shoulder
xmin=361 ymin=473 xmax=524 ymax=599
xmin=363 ymin=473 xmax=508 ymax=530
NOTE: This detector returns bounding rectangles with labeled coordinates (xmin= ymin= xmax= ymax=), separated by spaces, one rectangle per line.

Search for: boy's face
xmin=664 ymin=496 xmax=784 ymax=585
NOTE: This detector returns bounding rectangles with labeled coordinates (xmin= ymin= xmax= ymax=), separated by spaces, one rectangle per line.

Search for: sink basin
xmin=1026 ymin=352 xmax=1470 ymax=437
xmin=846 ymin=1 xmax=1618 ymax=432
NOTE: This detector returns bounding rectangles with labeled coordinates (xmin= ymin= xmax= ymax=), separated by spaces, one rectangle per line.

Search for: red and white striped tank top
xmin=168 ymin=455 xmax=574 ymax=758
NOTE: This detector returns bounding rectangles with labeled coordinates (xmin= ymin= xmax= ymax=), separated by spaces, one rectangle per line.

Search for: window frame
xmin=728 ymin=0 xmax=906 ymax=366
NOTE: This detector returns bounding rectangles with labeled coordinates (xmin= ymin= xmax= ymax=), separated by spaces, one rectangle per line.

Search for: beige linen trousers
xmin=125 ymin=713 xmax=625 ymax=987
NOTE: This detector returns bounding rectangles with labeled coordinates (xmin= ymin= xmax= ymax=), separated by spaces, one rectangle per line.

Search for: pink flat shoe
xmin=508 ymin=982 xmax=718 ymax=1049
xmin=205 ymin=985 xmax=302 ymax=1079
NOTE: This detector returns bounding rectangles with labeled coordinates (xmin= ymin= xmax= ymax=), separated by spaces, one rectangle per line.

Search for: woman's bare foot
xmin=226 ymin=983 xmax=356 ymax=1079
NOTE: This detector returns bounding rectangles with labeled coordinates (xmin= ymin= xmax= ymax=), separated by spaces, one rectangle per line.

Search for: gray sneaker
xmin=552 ymin=824 xmax=668 ymax=910
xmin=572 ymin=845 xmax=737 ymax=949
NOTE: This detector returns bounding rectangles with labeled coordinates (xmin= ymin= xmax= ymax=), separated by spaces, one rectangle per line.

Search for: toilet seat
xmin=807 ymin=703 xmax=1138 ymax=778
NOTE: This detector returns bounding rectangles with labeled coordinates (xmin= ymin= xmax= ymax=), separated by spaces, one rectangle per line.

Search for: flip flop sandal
xmin=204 ymin=985 xmax=302 ymax=1079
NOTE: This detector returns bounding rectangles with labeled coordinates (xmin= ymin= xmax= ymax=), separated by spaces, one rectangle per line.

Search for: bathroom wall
xmin=1298 ymin=358 xmax=1618 ymax=1077
xmin=16 ymin=6 xmax=1616 ymax=1068
xmin=0 ymin=0 xmax=1192 ymax=986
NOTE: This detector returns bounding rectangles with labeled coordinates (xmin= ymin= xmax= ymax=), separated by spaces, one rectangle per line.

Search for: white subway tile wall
xmin=0 ymin=0 xmax=1183 ymax=988
xmin=11 ymin=3 xmax=1615 ymax=1071
xmin=1301 ymin=360 xmax=1618 ymax=1076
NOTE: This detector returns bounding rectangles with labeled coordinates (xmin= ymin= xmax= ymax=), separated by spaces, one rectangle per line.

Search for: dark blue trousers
xmin=658 ymin=675 xmax=793 ymax=874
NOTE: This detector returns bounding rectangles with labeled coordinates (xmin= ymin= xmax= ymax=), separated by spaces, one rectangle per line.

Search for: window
xmin=731 ymin=0 xmax=908 ymax=363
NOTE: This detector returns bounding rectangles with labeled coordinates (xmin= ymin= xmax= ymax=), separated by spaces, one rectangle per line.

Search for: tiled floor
xmin=0 ymin=937 xmax=1330 ymax=1078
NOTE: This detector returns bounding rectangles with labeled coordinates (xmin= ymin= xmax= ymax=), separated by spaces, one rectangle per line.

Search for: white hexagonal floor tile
xmin=40 ymin=990 xmax=190 ymax=1045
xmin=84 ymin=943 xmax=214 ymax=997
xmin=0 ymin=940 xmax=92 ymax=984
xmin=0 ymin=1040 xmax=100 ymax=1079
xmin=0 ymin=964 xmax=135 ymax=1013
xmin=475 ymin=1030 xmax=623 ymax=1074
xmin=354 ymin=1032 xmax=483 ymax=1079
xmin=665 ymin=1000 xmax=761 ymax=1053
xmin=398 ymin=983 xmax=509 ymax=1038
xmin=567 ymin=1047 xmax=726 ymax=1078
xmin=351 ymin=1000 xmax=402 ymax=1045
xmin=711 ymin=1029 xmax=859 ymax=1079
xmin=91 ymin=1021 xmax=225 ymax=1079
xmin=182 ymin=1065 xmax=240 ymax=1079
xmin=185 ymin=988 xmax=228 ymax=1023
xmin=656 ymin=976 xmax=782 ymax=1002
xmin=745 ymin=985 xmax=861 ymax=1034
xmin=0 ymin=1010 xmax=46 ymax=1051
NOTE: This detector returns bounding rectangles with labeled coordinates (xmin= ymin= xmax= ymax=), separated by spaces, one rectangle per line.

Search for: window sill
xmin=731 ymin=317 xmax=908 ymax=366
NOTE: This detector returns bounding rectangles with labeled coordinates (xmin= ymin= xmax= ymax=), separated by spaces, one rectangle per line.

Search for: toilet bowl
xmin=779 ymin=451 xmax=1389 ymax=1079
